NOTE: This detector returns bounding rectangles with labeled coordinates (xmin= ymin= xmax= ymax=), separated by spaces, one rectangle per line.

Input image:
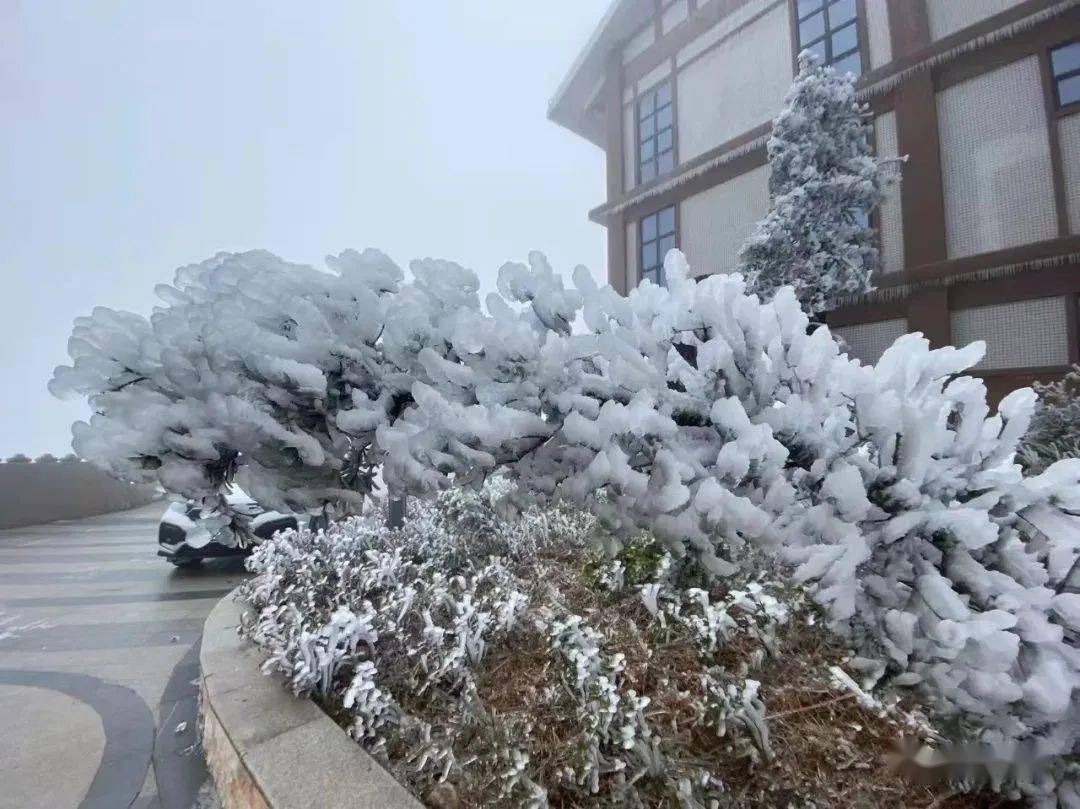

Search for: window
xmin=640 ymin=206 xmax=677 ymax=286
xmin=795 ymin=0 xmax=861 ymax=77
xmin=637 ymin=82 xmax=675 ymax=184
xmin=1051 ymin=40 xmax=1080 ymax=109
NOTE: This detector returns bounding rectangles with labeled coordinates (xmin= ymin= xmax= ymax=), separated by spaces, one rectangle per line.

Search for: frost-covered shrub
xmin=766 ymin=342 xmax=1080 ymax=803
xmin=238 ymin=499 xmax=836 ymax=807
xmin=545 ymin=613 xmax=657 ymax=794
xmin=435 ymin=476 xmax=509 ymax=546
xmin=241 ymin=500 xmax=534 ymax=754
xmin=739 ymin=52 xmax=900 ymax=315
xmin=1021 ymin=365 xmax=1080 ymax=474
xmin=53 ymin=239 xmax=1080 ymax=801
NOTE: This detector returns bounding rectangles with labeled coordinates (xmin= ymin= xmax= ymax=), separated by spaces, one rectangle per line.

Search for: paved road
xmin=0 ymin=502 xmax=249 ymax=809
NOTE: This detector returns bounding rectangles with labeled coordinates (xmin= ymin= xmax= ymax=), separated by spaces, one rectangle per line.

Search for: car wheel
xmin=170 ymin=557 xmax=202 ymax=568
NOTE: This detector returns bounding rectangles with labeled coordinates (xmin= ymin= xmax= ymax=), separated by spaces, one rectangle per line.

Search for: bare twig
xmin=767 ymin=692 xmax=858 ymax=720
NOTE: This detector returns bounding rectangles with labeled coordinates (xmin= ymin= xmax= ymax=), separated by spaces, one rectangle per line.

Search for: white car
xmin=157 ymin=489 xmax=298 ymax=567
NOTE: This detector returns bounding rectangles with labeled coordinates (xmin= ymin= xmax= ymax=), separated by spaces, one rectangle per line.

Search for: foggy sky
xmin=0 ymin=1 xmax=610 ymax=457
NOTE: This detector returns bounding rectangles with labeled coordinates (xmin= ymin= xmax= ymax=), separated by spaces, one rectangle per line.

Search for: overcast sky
xmin=0 ymin=1 xmax=610 ymax=457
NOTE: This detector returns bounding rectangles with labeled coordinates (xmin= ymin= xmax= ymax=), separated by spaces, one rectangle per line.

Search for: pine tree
xmin=740 ymin=52 xmax=899 ymax=315
xmin=1020 ymin=365 xmax=1080 ymax=473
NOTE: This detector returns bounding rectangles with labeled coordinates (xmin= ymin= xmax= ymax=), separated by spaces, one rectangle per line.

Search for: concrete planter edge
xmin=199 ymin=590 xmax=423 ymax=809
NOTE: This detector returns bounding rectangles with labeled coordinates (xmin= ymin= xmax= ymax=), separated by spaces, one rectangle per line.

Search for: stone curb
xmin=199 ymin=590 xmax=423 ymax=809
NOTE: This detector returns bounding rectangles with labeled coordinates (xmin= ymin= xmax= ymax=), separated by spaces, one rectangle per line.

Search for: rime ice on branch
xmin=51 ymin=244 xmax=1080 ymax=802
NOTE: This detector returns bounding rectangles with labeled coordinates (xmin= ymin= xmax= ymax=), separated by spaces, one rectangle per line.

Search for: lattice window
xmin=936 ymin=56 xmax=1056 ymax=258
xmin=1051 ymin=40 xmax=1080 ymax=110
xmin=640 ymin=206 xmax=677 ymax=286
xmin=951 ymin=297 xmax=1069 ymax=371
xmin=636 ymin=82 xmax=675 ymax=183
xmin=833 ymin=318 xmax=909 ymax=365
xmin=795 ymin=0 xmax=861 ymax=76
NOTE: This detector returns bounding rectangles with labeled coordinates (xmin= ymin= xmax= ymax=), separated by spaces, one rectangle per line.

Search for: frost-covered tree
xmin=52 ymin=245 xmax=1080 ymax=801
xmin=49 ymin=249 xmax=420 ymax=515
xmin=1021 ymin=365 xmax=1080 ymax=474
xmin=739 ymin=52 xmax=899 ymax=315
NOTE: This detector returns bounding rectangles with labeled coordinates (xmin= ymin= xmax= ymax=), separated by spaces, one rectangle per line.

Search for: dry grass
xmin=321 ymin=543 xmax=1023 ymax=808
xmin=463 ymin=552 xmax=1019 ymax=808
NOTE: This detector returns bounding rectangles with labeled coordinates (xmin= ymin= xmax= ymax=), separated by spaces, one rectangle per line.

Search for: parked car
xmin=157 ymin=488 xmax=298 ymax=567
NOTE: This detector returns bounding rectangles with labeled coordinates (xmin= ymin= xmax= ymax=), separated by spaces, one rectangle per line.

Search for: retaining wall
xmin=0 ymin=457 xmax=157 ymax=529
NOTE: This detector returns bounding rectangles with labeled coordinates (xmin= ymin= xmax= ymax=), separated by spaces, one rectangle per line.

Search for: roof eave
xmin=547 ymin=0 xmax=651 ymax=149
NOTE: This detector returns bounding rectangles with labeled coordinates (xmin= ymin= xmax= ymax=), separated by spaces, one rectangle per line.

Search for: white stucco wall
xmin=936 ymin=56 xmax=1057 ymax=258
xmin=675 ymin=3 xmax=792 ymax=162
xmin=679 ymin=164 xmax=770 ymax=276
xmin=925 ymin=0 xmax=1026 ymax=40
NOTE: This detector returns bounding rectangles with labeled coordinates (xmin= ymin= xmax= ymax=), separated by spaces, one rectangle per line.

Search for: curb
xmin=199 ymin=590 xmax=423 ymax=809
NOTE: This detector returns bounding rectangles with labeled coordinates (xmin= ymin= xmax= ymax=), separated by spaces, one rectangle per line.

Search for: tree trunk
xmin=387 ymin=496 xmax=406 ymax=529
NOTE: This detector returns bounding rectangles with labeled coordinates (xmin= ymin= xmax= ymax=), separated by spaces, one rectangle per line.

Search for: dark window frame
xmin=639 ymin=205 xmax=678 ymax=287
xmin=635 ymin=80 xmax=676 ymax=186
xmin=1050 ymin=39 xmax=1080 ymax=113
xmin=794 ymin=0 xmax=863 ymax=78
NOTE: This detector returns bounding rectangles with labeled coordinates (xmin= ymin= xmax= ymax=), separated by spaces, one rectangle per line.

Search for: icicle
xmin=834 ymin=252 xmax=1080 ymax=308
xmin=858 ymin=0 xmax=1080 ymax=101
xmin=594 ymin=133 xmax=770 ymax=221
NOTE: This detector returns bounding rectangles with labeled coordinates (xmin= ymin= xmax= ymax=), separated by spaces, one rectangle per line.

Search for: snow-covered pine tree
xmin=739 ymin=51 xmax=898 ymax=315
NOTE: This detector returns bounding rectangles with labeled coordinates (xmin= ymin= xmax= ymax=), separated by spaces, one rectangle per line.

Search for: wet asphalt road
xmin=0 ymin=502 xmax=248 ymax=809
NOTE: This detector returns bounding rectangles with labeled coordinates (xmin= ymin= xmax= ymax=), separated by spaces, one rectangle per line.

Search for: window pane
xmin=1052 ymin=42 xmax=1080 ymax=78
xmin=658 ymin=234 xmax=676 ymax=261
xmin=640 ymin=161 xmax=656 ymax=182
xmin=638 ymin=94 xmax=655 ymax=119
xmin=657 ymin=151 xmax=674 ymax=173
xmin=642 ymin=241 xmax=658 ymax=270
xmin=658 ymin=128 xmax=673 ymax=151
xmin=798 ymin=0 xmax=823 ymax=18
xmin=639 ymin=116 xmax=655 ymax=140
xmin=831 ymin=22 xmax=858 ymax=58
xmin=640 ymin=139 xmax=655 ymax=161
xmin=828 ymin=0 xmax=856 ymax=26
xmin=832 ymin=49 xmax=862 ymax=77
xmin=799 ymin=11 xmax=825 ymax=45
xmin=655 ymin=83 xmax=672 ymax=107
xmin=641 ymin=214 xmax=657 ymax=242
xmin=1059 ymin=73 xmax=1080 ymax=107
xmin=806 ymin=38 xmax=827 ymax=62
xmin=658 ymin=206 xmax=676 ymax=235
xmin=642 ymin=266 xmax=660 ymax=286
xmin=657 ymin=105 xmax=673 ymax=130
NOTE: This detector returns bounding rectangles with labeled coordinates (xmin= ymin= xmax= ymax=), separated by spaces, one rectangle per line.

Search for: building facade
xmin=549 ymin=0 xmax=1080 ymax=402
